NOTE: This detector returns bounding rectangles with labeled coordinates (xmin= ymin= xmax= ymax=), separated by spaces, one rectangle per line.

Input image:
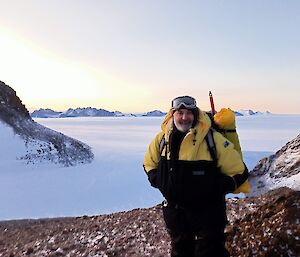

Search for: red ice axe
xmin=209 ymin=91 xmax=216 ymax=115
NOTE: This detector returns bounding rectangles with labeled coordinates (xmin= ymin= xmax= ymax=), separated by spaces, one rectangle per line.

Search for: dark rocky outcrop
xmin=248 ymin=133 xmax=300 ymax=196
xmin=0 ymin=187 xmax=298 ymax=257
xmin=0 ymin=80 xmax=94 ymax=166
xmin=0 ymin=80 xmax=30 ymax=128
xmin=226 ymin=187 xmax=299 ymax=257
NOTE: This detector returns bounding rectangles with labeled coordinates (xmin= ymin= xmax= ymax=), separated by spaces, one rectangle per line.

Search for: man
xmin=143 ymin=96 xmax=249 ymax=257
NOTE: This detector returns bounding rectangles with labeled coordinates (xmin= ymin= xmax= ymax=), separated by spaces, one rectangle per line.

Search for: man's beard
xmin=174 ymin=120 xmax=193 ymax=133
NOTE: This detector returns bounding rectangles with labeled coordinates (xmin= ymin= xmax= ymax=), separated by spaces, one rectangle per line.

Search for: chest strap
xmin=205 ymin=128 xmax=217 ymax=164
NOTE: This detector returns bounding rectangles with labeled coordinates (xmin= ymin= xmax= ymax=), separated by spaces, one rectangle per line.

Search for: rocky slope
xmin=0 ymin=187 xmax=298 ymax=257
xmin=248 ymin=133 xmax=300 ymax=197
xmin=226 ymin=187 xmax=299 ymax=257
xmin=0 ymin=80 xmax=94 ymax=166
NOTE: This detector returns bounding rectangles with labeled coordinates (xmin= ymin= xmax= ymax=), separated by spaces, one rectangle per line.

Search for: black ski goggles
xmin=171 ymin=96 xmax=197 ymax=110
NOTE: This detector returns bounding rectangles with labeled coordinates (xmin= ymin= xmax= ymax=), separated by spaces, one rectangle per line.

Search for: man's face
xmin=173 ymin=108 xmax=194 ymax=133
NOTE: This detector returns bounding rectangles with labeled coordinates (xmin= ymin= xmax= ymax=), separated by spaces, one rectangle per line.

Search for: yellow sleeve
xmin=235 ymin=181 xmax=251 ymax=194
xmin=214 ymin=132 xmax=251 ymax=193
xmin=143 ymin=132 xmax=164 ymax=173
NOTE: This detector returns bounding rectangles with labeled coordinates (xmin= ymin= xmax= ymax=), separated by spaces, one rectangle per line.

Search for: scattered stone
xmin=0 ymin=188 xmax=298 ymax=256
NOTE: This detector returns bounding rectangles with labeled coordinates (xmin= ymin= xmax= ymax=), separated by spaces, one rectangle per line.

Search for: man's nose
xmin=182 ymin=113 xmax=188 ymax=120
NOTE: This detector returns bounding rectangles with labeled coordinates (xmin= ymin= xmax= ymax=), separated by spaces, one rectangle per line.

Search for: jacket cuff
xmin=232 ymin=165 xmax=249 ymax=188
xmin=147 ymin=169 xmax=159 ymax=188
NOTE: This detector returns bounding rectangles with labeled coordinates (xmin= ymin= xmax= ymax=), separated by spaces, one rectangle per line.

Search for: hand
xmin=147 ymin=169 xmax=159 ymax=188
xmin=219 ymin=174 xmax=236 ymax=194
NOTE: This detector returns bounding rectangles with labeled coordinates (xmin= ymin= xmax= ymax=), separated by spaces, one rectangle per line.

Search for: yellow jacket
xmin=144 ymin=108 xmax=250 ymax=194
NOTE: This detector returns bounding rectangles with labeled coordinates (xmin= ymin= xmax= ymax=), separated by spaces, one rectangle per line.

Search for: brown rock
xmin=0 ymin=188 xmax=299 ymax=256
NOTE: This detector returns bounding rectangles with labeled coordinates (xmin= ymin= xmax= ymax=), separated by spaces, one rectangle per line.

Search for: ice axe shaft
xmin=209 ymin=91 xmax=216 ymax=115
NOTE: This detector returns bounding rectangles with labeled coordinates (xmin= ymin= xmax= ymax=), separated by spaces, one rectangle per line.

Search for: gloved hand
xmin=147 ymin=169 xmax=159 ymax=188
xmin=219 ymin=165 xmax=249 ymax=194
xmin=219 ymin=174 xmax=236 ymax=194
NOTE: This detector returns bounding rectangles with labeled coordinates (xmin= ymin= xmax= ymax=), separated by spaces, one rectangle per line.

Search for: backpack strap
xmin=205 ymin=128 xmax=217 ymax=164
xmin=159 ymin=135 xmax=166 ymax=156
xmin=217 ymin=128 xmax=236 ymax=133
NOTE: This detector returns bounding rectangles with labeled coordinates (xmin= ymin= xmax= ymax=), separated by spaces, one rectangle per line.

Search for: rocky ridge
xmin=0 ymin=81 xmax=94 ymax=166
xmin=248 ymin=133 xmax=300 ymax=196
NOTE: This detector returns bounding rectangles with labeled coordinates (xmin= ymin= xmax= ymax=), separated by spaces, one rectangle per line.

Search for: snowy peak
xmin=60 ymin=107 xmax=115 ymax=117
xmin=143 ymin=110 xmax=167 ymax=117
xmin=236 ymin=109 xmax=271 ymax=116
xmin=0 ymin=81 xmax=94 ymax=166
xmin=248 ymin=133 xmax=300 ymax=196
xmin=31 ymin=107 xmax=116 ymax=118
xmin=31 ymin=108 xmax=62 ymax=118
xmin=238 ymin=109 xmax=256 ymax=115
xmin=31 ymin=108 xmax=168 ymax=118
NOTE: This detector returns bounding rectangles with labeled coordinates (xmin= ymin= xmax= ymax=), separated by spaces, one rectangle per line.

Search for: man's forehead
xmin=174 ymin=108 xmax=194 ymax=113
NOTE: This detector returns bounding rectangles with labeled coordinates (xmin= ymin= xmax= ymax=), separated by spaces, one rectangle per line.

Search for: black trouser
xmin=162 ymin=203 xmax=229 ymax=257
xmin=169 ymin=231 xmax=229 ymax=257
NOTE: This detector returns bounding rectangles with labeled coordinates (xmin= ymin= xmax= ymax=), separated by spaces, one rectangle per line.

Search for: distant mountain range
xmin=31 ymin=108 xmax=271 ymax=118
xmin=234 ymin=109 xmax=271 ymax=116
xmin=31 ymin=107 xmax=117 ymax=118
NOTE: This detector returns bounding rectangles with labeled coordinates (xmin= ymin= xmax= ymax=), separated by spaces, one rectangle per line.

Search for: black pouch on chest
xmin=173 ymin=160 xmax=222 ymax=208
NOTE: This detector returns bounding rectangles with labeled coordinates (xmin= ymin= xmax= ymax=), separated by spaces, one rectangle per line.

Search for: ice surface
xmin=0 ymin=115 xmax=299 ymax=220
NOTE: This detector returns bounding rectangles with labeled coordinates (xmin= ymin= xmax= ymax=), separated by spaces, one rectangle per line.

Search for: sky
xmin=0 ymin=0 xmax=299 ymax=114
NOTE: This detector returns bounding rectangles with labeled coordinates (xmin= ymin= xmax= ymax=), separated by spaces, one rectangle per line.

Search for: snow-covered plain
xmin=0 ymin=114 xmax=299 ymax=221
